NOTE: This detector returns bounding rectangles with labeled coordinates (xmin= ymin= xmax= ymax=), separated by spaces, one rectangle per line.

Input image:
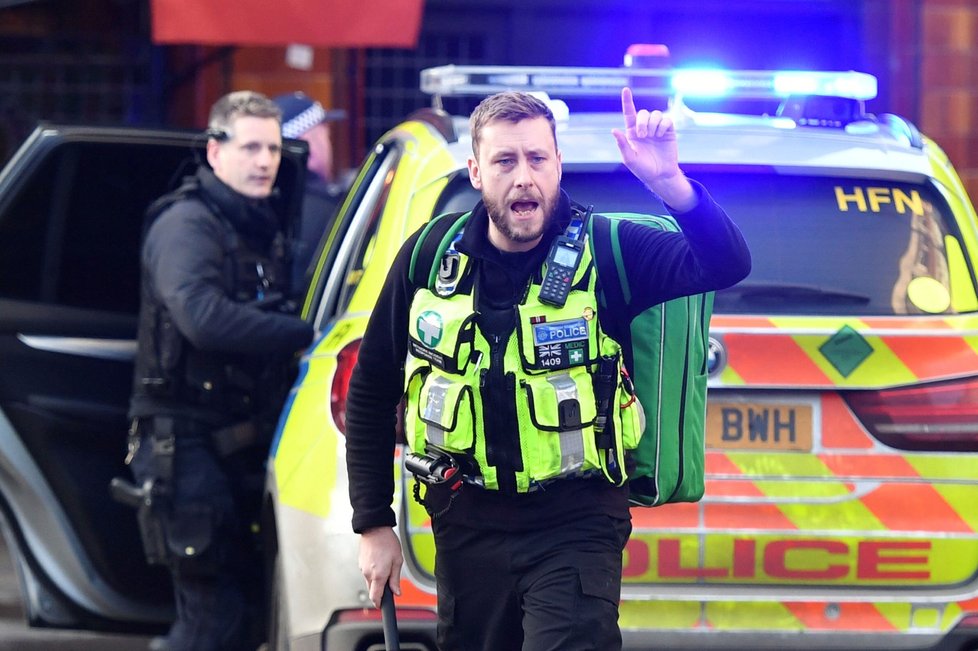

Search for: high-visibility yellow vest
xmin=404 ymin=223 xmax=643 ymax=493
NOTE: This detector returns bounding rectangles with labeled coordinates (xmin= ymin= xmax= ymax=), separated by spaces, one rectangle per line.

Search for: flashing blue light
xmin=671 ymin=70 xmax=733 ymax=97
xmin=775 ymin=71 xmax=877 ymax=100
xmin=670 ymin=69 xmax=877 ymax=101
xmin=773 ymin=72 xmax=820 ymax=96
xmin=829 ymin=73 xmax=878 ymax=102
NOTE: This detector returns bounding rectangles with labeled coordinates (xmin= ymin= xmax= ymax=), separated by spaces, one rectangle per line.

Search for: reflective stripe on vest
xmin=547 ymin=373 xmax=586 ymax=474
xmin=422 ymin=374 xmax=452 ymax=447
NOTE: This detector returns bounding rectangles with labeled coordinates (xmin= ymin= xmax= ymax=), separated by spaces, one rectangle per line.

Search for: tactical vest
xmin=404 ymin=214 xmax=644 ymax=493
xmin=132 ymin=179 xmax=291 ymax=421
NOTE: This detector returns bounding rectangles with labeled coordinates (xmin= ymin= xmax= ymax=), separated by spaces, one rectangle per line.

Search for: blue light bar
xmin=421 ymin=65 xmax=878 ymax=102
xmin=421 ymin=65 xmax=650 ymax=97
xmin=672 ymin=69 xmax=877 ymax=100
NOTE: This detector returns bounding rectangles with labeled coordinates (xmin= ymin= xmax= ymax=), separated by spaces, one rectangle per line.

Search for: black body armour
xmin=130 ymin=167 xmax=293 ymax=426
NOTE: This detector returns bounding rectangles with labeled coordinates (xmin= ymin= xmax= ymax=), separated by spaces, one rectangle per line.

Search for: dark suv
xmin=0 ymin=125 xmax=306 ymax=632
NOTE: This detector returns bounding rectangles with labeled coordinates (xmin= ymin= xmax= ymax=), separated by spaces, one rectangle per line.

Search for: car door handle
xmin=17 ymin=334 xmax=137 ymax=362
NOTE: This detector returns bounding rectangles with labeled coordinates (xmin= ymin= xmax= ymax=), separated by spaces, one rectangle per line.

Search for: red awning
xmin=151 ymin=0 xmax=423 ymax=48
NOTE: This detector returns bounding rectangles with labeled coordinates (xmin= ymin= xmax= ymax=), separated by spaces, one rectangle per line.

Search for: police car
xmin=0 ymin=54 xmax=975 ymax=651
xmin=269 ymin=57 xmax=978 ymax=651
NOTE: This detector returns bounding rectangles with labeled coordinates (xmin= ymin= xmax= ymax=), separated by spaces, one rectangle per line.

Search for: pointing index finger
xmin=621 ymin=87 xmax=637 ymax=131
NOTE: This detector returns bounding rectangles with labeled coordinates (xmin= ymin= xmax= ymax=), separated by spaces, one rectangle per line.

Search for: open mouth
xmin=511 ymin=200 xmax=538 ymax=216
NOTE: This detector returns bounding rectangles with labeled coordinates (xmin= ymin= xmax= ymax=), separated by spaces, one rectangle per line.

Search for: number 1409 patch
xmin=533 ymin=318 xmax=589 ymax=369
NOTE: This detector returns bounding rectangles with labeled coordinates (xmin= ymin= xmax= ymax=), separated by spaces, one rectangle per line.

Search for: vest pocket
xmin=406 ymin=368 xmax=475 ymax=453
xmin=519 ymin=370 xmax=600 ymax=480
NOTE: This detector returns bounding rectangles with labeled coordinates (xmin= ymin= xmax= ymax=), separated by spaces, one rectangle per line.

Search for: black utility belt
xmin=137 ymin=416 xmax=260 ymax=457
xmin=140 ymin=416 xmax=209 ymax=436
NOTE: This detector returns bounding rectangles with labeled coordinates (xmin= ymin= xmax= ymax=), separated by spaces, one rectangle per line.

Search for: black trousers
xmin=431 ymin=512 xmax=632 ymax=651
xmin=130 ymin=423 xmax=263 ymax=651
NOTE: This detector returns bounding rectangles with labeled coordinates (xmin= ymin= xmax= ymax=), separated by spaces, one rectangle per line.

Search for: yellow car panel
xmin=273 ymin=314 xmax=369 ymax=517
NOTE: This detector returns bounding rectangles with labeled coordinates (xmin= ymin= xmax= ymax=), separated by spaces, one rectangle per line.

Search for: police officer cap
xmin=272 ymin=92 xmax=347 ymax=139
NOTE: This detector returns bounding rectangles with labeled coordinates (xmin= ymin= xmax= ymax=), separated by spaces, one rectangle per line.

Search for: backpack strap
xmin=588 ymin=213 xmax=630 ymax=310
xmin=409 ymin=211 xmax=471 ymax=289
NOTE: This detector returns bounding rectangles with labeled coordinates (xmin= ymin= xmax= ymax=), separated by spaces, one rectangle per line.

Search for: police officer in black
xmin=126 ymin=91 xmax=314 ymax=651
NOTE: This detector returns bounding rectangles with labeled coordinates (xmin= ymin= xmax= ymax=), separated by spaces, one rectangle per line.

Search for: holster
xmin=137 ymin=483 xmax=170 ymax=566
xmin=110 ymin=475 xmax=171 ymax=566
xmin=112 ymin=417 xmax=178 ymax=567
xmin=113 ymin=416 xmax=243 ymax=571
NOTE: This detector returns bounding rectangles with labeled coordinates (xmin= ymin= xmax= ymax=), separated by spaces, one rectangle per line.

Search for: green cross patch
xmin=416 ymin=311 xmax=443 ymax=347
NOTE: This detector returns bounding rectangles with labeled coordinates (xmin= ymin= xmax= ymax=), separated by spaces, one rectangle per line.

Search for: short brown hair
xmin=469 ymin=91 xmax=556 ymax=158
xmin=208 ymin=90 xmax=282 ymax=136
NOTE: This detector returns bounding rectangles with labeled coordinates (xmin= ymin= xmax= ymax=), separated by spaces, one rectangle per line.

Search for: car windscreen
xmin=434 ymin=167 xmax=971 ymax=317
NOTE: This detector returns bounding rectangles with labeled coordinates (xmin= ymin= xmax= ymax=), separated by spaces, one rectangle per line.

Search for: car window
xmin=0 ymin=136 xmax=305 ymax=317
xmin=335 ymin=173 xmax=393 ymax=315
xmin=697 ymin=171 xmax=963 ymax=316
xmin=0 ymin=140 xmax=198 ymax=314
xmin=313 ymin=142 xmax=401 ymax=329
xmin=432 ymin=167 xmax=968 ymax=316
xmin=0 ymin=141 xmax=186 ymax=314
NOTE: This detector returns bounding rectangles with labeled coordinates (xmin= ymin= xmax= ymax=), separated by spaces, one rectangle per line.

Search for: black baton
xmin=381 ymin=583 xmax=400 ymax=651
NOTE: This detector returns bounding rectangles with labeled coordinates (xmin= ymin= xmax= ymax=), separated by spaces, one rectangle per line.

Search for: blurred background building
xmin=0 ymin=0 xmax=976 ymax=199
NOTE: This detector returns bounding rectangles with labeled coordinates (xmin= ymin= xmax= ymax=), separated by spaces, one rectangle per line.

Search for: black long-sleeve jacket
xmin=346 ymin=181 xmax=750 ymax=533
xmin=129 ymin=166 xmax=314 ymax=424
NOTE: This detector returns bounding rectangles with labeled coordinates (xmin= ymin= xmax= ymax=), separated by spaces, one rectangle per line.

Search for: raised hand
xmin=611 ymin=87 xmax=696 ymax=211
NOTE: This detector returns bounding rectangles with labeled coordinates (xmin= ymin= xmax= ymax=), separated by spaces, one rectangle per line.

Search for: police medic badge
xmin=532 ymin=317 xmax=589 ymax=369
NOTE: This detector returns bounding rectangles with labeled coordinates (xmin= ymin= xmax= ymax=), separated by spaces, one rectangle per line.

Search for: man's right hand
xmin=612 ymin=87 xmax=696 ymax=211
xmin=358 ymin=526 xmax=403 ymax=608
